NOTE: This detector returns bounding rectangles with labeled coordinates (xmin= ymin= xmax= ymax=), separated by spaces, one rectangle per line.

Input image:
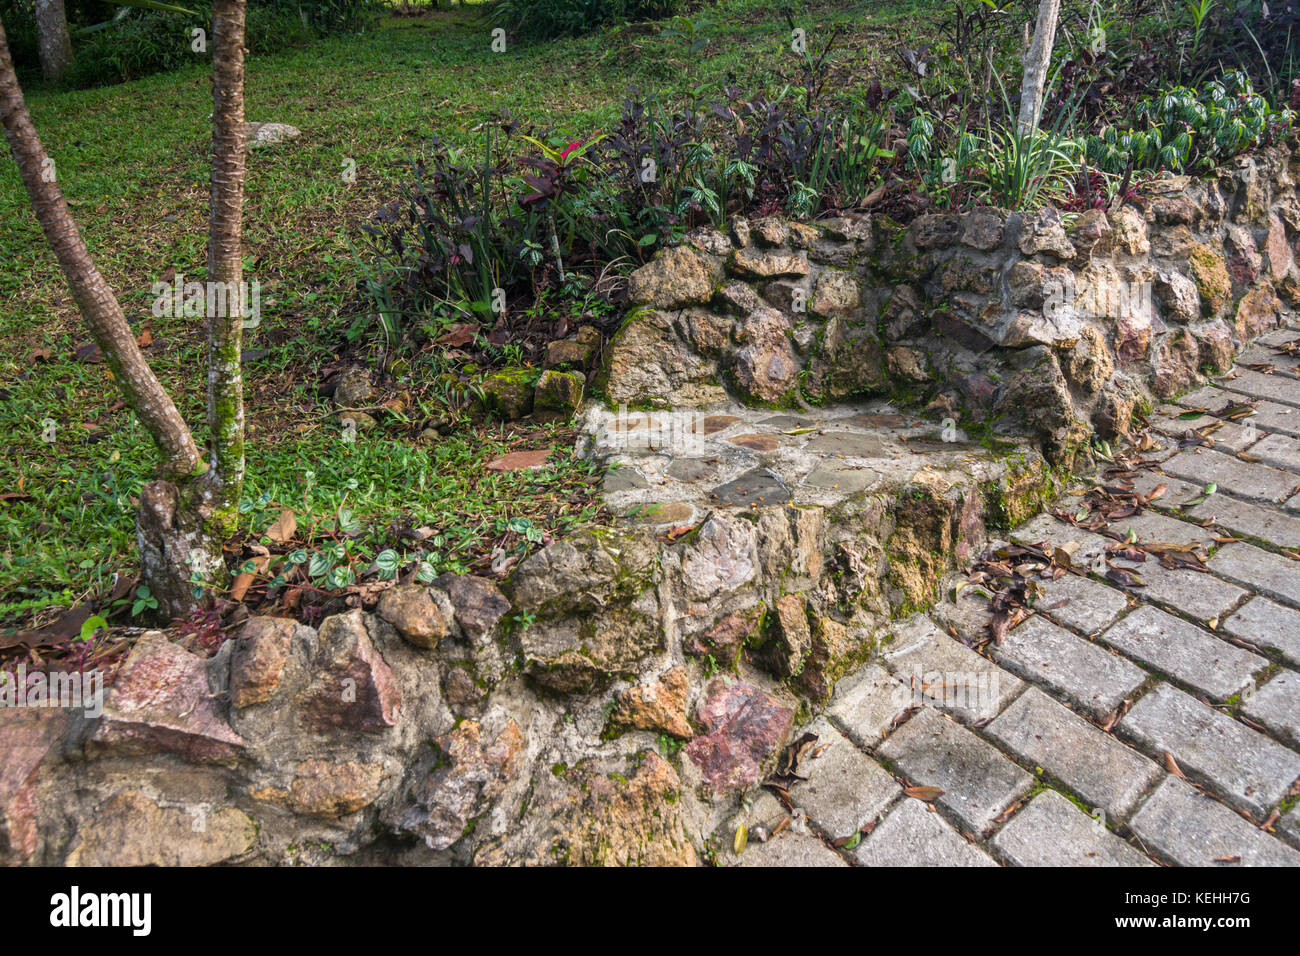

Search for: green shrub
xmin=485 ymin=0 xmax=684 ymax=42
xmin=1 ymin=0 xmax=381 ymax=88
xmin=1085 ymin=70 xmax=1294 ymax=174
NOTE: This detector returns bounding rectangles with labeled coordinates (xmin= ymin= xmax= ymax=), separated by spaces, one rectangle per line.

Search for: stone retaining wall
xmin=605 ymin=142 xmax=1300 ymax=465
xmin=3 ymin=453 xmax=1051 ymax=866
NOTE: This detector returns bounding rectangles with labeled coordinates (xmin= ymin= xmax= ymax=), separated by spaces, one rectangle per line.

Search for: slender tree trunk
xmin=0 ymin=17 xmax=200 ymax=476
xmin=33 ymin=0 xmax=72 ymax=83
xmin=203 ymin=0 xmax=247 ymax=533
xmin=2 ymin=9 xmax=250 ymax=619
xmin=1017 ymin=0 xmax=1061 ymax=136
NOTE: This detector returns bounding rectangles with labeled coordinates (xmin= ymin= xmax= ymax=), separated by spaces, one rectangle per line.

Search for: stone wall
xmin=604 ymin=142 xmax=1300 ymax=464
xmin=3 ymin=452 xmax=1052 ymax=866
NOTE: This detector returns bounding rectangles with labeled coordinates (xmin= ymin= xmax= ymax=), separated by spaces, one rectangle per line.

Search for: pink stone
xmin=90 ymin=633 xmax=244 ymax=764
xmin=685 ymin=678 xmax=792 ymax=794
xmin=0 ymin=709 xmax=67 ymax=864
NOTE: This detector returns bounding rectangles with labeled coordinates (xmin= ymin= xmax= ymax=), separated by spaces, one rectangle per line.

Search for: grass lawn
xmin=0 ymin=0 xmax=951 ymax=629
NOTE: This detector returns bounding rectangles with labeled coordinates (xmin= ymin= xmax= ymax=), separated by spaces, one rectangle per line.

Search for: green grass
xmin=0 ymin=0 xmax=952 ymax=627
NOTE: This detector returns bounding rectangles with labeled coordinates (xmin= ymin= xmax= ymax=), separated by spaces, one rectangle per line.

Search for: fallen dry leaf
xmin=903 ymin=785 xmax=944 ymax=802
xmin=264 ymin=508 xmax=297 ymax=543
xmin=485 ymin=449 xmax=552 ymax=473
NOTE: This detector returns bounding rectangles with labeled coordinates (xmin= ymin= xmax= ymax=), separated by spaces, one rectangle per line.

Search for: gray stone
xmin=1240 ymin=399 xmax=1300 ymax=438
xmin=877 ymin=707 xmax=1034 ymax=834
xmin=1149 ymin=409 xmax=1218 ymax=437
xmin=1241 ymin=671 xmax=1300 ymax=749
xmin=1110 ymin=511 xmax=1219 ymax=550
xmin=246 ymin=121 xmax=300 ymax=146
xmin=995 ymin=616 xmax=1146 ymax=717
xmin=1011 ymin=514 xmax=1109 ymax=569
xmin=1280 ymin=805 xmax=1300 ymax=849
xmin=1223 ymin=368 xmax=1300 ymax=408
xmin=665 ymin=458 xmax=718 ymax=482
xmin=1035 ymin=574 xmax=1129 ymax=635
xmin=881 ymin=616 xmax=1023 ymax=724
xmin=790 ymin=718 xmax=900 ymax=840
xmin=802 ymin=462 xmax=879 ymax=495
xmin=1242 ymin=433 xmax=1300 ymax=473
xmin=826 ymin=664 xmax=908 ymax=751
xmin=1106 ymin=555 xmax=1248 ymax=624
xmin=985 ymin=688 xmax=1160 ymax=820
xmin=1130 ymin=776 xmax=1300 ymax=866
xmin=1208 ymin=541 xmax=1300 ymax=608
xmin=758 ymin=414 xmax=817 ymax=429
xmin=803 ymin=431 xmax=886 ymax=457
xmin=930 ymin=591 xmax=995 ymax=646
xmin=1174 ymin=385 xmax=1228 ymax=409
xmin=1188 ymin=494 xmax=1300 ymax=549
xmin=854 ymin=796 xmax=997 ymax=867
xmin=708 ymin=468 xmax=792 ymax=507
xmin=991 ymin=790 xmax=1154 ymax=867
xmin=1178 ymin=389 xmax=1300 ymax=438
xmin=1098 ymin=606 xmax=1265 ymax=701
xmin=1129 ymin=471 xmax=1204 ymax=508
xmin=731 ymin=829 xmax=848 ymax=867
xmin=1161 ymin=449 xmax=1299 ymax=503
xmin=1119 ymin=683 xmax=1300 ymax=819
xmin=602 ymin=466 xmax=650 ymax=493
xmin=1223 ymin=596 xmax=1300 ymax=666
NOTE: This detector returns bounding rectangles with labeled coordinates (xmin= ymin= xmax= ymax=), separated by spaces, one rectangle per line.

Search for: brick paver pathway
xmin=736 ymin=325 xmax=1300 ymax=866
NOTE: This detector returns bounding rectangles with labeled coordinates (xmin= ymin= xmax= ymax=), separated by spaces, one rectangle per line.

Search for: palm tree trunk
xmin=33 ymin=0 xmax=73 ymax=83
xmin=203 ymin=0 xmax=248 ymax=534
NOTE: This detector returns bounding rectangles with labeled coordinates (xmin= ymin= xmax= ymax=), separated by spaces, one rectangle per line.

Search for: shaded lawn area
xmin=0 ymin=0 xmax=942 ymax=627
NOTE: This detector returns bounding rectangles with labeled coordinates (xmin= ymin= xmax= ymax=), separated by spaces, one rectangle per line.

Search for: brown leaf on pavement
xmin=904 ymin=785 xmax=944 ymax=802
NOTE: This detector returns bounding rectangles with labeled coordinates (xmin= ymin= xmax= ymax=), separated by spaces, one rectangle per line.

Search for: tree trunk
xmin=33 ymin=0 xmax=72 ymax=83
xmin=0 ymin=17 xmax=200 ymax=476
xmin=202 ymin=0 xmax=247 ymax=534
xmin=1017 ymin=0 xmax=1061 ymax=136
xmin=1 ymin=11 xmax=249 ymax=620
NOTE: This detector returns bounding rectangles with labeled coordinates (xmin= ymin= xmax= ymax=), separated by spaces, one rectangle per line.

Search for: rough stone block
xmin=1099 ymin=606 xmax=1265 ymax=701
xmin=1130 ymin=777 xmax=1300 ymax=866
xmin=1120 ymin=684 xmax=1300 ymax=819
xmin=881 ymin=615 xmax=1022 ymax=724
xmin=790 ymin=718 xmax=900 ymax=840
xmin=995 ymin=616 xmax=1146 ymax=717
xmin=1223 ymin=596 xmax=1300 ymax=666
xmin=1035 ymin=573 xmax=1129 ymax=635
xmin=985 ymin=688 xmax=1160 ymax=819
xmin=1208 ymin=541 xmax=1300 ymax=608
xmin=991 ymin=790 xmax=1154 ymax=866
xmin=877 ymin=707 xmax=1033 ymax=834
xmin=826 ymin=664 xmax=908 ymax=750
xmin=854 ymin=796 xmax=997 ymax=867
xmin=1241 ymin=670 xmax=1300 ymax=749
xmin=1162 ymin=448 xmax=1299 ymax=503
